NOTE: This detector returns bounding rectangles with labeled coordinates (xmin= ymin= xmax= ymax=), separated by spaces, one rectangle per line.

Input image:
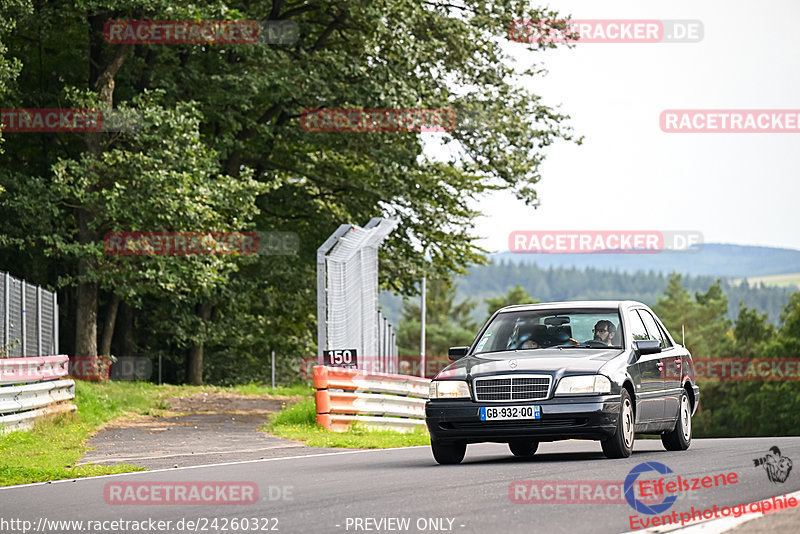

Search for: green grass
xmin=0 ymin=380 xmax=312 ymax=487
xmin=0 ymin=381 xmax=162 ymax=486
xmin=265 ymin=399 xmax=431 ymax=448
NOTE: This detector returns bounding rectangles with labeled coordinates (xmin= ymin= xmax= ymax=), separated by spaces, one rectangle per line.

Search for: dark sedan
xmin=425 ymin=300 xmax=700 ymax=464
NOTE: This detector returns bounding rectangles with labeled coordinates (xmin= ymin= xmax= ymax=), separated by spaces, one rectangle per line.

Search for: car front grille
xmin=473 ymin=375 xmax=551 ymax=402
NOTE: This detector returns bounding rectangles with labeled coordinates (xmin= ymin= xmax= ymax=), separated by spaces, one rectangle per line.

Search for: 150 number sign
xmin=323 ymin=349 xmax=358 ymax=368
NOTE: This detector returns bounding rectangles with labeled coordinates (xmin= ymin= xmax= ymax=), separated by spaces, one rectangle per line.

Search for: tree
xmin=690 ymin=281 xmax=734 ymax=358
xmin=0 ymin=0 xmax=30 ymax=157
xmin=653 ymin=274 xmax=695 ymax=343
xmin=732 ymin=304 xmax=774 ymax=356
xmin=1 ymin=1 xmax=576 ymax=383
xmin=485 ymin=284 xmax=538 ymax=318
xmin=397 ymin=277 xmax=478 ymax=358
xmin=654 ymin=274 xmax=732 ymax=358
xmin=764 ymin=291 xmax=800 ymax=357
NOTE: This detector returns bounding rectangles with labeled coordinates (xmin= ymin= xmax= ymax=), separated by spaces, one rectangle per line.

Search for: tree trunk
xmin=99 ymin=293 xmax=120 ymax=356
xmin=116 ymin=301 xmax=135 ymax=356
xmin=73 ymin=14 xmax=133 ymax=359
xmin=74 ymin=284 xmax=98 ymax=357
xmin=74 ymin=208 xmax=98 ymax=357
xmin=186 ymin=301 xmax=213 ymax=385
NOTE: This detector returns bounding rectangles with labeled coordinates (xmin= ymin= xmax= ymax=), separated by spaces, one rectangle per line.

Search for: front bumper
xmin=425 ymin=395 xmax=620 ymax=444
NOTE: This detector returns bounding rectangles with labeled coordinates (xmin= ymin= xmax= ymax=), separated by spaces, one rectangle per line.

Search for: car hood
xmin=434 ymin=348 xmax=624 ymax=380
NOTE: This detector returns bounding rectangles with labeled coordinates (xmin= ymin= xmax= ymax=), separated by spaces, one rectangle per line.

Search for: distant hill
xmin=491 ymin=243 xmax=800 ymax=278
xmin=379 ymin=245 xmax=800 ymax=328
xmin=454 ymin=263 xmax=796 ymax=326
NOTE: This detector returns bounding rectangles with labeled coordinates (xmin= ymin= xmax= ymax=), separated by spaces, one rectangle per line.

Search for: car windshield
xmin=473 ymin=308 xmax=624 ymax=354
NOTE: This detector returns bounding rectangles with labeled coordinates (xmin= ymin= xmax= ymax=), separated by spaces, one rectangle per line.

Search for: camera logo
xmin=624 ymin=462 xmax=678 ymax=515
xmin=753 ymin=446 xmax=793 ymax=484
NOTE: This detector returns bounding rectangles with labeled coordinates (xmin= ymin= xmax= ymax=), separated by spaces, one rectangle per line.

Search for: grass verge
xmin=0 ymin=380 xmax=312 ymax=487
xmin=265 ymin=399 xmax=431 ymax=448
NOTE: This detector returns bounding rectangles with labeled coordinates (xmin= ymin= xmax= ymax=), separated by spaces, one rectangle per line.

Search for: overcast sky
xmin=466 ymin=0 xmax=800 ymax=253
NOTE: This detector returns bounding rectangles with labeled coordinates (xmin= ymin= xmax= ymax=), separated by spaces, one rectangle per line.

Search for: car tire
xmin=662 ymin=390 xmax=692 ymax=451
xmin=509 ymin=440 xmax=539 ymax=457
xmin=602 ymin=388 xmax=635 ymax=459
xmin=431 ymin=440 xmax=467 ymax=465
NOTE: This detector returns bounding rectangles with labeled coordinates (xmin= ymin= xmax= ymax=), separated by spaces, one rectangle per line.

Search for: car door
xmin=628 ymin=309 xmax=665 ymax=423
xmin=638 ymin=309 xmax=678 ymax=422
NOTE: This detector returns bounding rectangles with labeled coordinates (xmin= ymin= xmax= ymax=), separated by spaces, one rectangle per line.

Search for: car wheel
xmin=509 ymin=440 xmax=539 ymax=457
xmin=662 ymin=390 xmax=692 ymax=451
xmin=602 ymin=388 xmax=634 ymax=459
xmin=431 ymin=440 xmax=466 ymax=464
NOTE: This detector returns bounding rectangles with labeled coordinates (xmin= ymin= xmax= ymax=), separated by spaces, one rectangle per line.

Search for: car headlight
xmin=555 ymin=375 xmax=612 ymax=395
xmin=429 ymin=380 xmax=471 ymax=399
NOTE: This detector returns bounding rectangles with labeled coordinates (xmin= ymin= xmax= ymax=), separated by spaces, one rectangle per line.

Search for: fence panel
xmin=1 ymin=271 xmax=58 ymax=357
xmin=0 ymin=275 xmax=4 ymax=348
xmin=8 ymin=276 xmax=23 ymax=357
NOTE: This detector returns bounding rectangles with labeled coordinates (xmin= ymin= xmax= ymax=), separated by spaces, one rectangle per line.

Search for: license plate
xmin=480 ymin=405 xmax=541 ymax=421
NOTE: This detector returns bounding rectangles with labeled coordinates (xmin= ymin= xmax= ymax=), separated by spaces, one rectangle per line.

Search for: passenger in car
xmin=519 ymin=324 xmax=546 ymax=349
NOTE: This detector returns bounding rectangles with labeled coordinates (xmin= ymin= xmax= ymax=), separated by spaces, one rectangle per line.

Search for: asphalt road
xmin=77 ymin=394 xmax=343 ymax=470
xmin=2 ymin=437 xmax=799 ymax=534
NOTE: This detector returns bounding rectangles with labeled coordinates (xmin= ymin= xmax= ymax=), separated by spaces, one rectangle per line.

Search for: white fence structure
xmin=1 ymin=271 xmax=59 ymax=357
xmin=0 ymin=355 xmax=76 ymax=433
xmin=313 ymin=365 xmax=430 ymax=433
xmin=316 ymin=218 xmax=399 ymax=372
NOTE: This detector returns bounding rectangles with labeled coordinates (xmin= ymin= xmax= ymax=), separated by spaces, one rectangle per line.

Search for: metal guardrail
xmin=0 ymin=355 xmax=77 ymax=433
xmin=0 ymin=355 xmax=69 ymax=385
xmin=313 ymin=365 xmax=430 ymax=433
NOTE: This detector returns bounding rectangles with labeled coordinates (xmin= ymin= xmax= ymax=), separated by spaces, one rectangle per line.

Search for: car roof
xmin=496 ymin=300 xmax=648 ymax=313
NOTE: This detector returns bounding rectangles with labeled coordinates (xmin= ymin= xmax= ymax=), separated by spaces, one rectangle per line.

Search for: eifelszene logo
xmin=624 ymin=462 xmax=678 ymax=514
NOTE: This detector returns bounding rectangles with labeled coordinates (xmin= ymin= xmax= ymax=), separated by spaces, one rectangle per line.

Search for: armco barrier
xmin=0 ymin=355 xmax=77 ymax=433
xmin=313 ymin=365 xmax=430 ymax=433
xmin=0 ymin=355 xmax=69 ymax=385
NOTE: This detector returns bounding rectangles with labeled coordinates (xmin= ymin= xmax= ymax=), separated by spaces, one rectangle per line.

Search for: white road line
xmin=0 ymin=445 xmax=430 ymax=491
xmin=76 ymin=444 xmax=306 ymax=464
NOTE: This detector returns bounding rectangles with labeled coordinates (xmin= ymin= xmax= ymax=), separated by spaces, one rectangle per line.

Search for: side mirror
xmin=634 ymin=340 xmax=661 ymax=356
xmin=448 ymin=346 xmax=469 ymax=361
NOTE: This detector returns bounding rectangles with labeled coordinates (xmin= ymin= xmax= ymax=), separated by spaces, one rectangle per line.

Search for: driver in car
xmin=591 ymin=320 xmax=616 ymax=346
